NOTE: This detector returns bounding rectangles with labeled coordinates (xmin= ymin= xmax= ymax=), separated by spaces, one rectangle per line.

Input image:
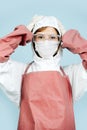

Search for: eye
xmin=50 ymin=35 xmax=57 ymax=40
xmin=33 ymin=34 xmax=45 ymax=42
xmin=51 ymin=36 xmax=56 ymax=39
xmin=37 ymin=34 xmax=44 ymax=39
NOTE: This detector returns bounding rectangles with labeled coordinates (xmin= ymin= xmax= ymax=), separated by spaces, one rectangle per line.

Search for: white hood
xmin=27 ymin=15 xmax=66 ymax=36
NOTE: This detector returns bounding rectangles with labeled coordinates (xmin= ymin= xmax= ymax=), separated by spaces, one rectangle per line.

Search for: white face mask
xmin=34 ymin=40 xmax=60 ymax=59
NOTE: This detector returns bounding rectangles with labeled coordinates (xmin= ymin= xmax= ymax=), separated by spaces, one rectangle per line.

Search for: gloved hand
xmin=0 ymin=25 xmax=33 ymax=62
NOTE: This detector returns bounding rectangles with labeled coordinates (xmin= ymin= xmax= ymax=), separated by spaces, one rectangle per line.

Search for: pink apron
xmin=18 ymin=63 xmax=75 ymax=130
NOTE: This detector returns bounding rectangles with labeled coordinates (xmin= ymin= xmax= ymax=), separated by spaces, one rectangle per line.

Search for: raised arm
xmin=0 ymin=25 xmax=32 ymax=106
xmin=62 ymin=29 xmax=87 ymax=69
xmin=62 ymin=30 xmax=87 ymax=102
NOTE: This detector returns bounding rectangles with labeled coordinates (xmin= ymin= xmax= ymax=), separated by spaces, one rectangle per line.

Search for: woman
xmin=0 ymin=15 xmax=87 ymax=130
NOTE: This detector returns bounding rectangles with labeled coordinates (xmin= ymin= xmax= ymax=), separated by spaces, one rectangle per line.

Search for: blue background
xmin=0 ymin=0 xmax=87 ymax=129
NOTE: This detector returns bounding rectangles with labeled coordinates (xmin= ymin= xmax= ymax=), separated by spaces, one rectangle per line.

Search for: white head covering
xmin=26 ymin=15 xmax=64 ymax=73
xmin=27 ymin=15 xmax=66 ymax=36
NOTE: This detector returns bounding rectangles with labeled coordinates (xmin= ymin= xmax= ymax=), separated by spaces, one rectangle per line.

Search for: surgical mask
xmin=34 ymin=40 xmax=60 ymax=59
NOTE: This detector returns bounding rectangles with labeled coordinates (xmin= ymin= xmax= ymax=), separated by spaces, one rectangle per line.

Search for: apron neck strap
xmin=24 ymin=62 xmax=66 ymax=76
xmin=24 ymin=61 xmax=34 ymax=74
xmin=60 ymin=67 xmax=66 ymax=76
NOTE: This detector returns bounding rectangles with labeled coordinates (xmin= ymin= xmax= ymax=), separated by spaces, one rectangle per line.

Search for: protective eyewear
xmin=32 ymin=33 xmax=61 ymax=42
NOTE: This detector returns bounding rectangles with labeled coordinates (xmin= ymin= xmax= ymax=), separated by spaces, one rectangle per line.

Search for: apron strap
xmin=24 ymin=61 xmax=34 ymax=74
xmin=60 ymin=66 xmax=66 ymax=76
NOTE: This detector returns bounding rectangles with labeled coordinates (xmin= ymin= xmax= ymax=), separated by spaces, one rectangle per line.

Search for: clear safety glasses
xmin=32 ymin=33 xmax=61 ymax=42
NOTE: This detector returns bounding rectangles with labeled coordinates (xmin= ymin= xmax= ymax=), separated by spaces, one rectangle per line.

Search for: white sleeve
xmin=63 ymin=63 xmax=87 ymax=102
xmin=0 ymin=59 xmax=27 ymax=107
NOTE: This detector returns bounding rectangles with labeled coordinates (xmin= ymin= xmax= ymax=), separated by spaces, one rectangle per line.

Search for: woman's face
xmin=32 ymin=27 xmax=61 ymax=58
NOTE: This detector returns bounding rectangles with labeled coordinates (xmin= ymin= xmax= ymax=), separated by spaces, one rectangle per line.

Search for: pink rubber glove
xmin=0 ymin=25 xmax=33 ymax=62
xmin=62 ymin=29 xmax=87 ymax=69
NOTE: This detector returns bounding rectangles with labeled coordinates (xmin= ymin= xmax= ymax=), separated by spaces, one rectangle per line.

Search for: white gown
xmin=0 ymin=52 xmax=87 ymax=107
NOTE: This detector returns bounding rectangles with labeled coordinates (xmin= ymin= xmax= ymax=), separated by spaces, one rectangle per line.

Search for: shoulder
xmin=63 ymin=63 xmax=82 ymax=75
xmin=1 ymin=59 xmax=28 ymax=74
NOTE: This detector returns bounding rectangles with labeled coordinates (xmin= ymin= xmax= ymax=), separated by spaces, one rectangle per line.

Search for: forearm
xmin=0 ymin=25 xmax=33 ymax=62
xmin=62 ymin=29 xmax=87 ymax=69
xmin=0 ymin=37 xmax=21 ymax=62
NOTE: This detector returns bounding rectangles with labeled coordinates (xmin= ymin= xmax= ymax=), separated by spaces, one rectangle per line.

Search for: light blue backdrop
xmin=0 ymin=0 xmax=87 ymax=130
